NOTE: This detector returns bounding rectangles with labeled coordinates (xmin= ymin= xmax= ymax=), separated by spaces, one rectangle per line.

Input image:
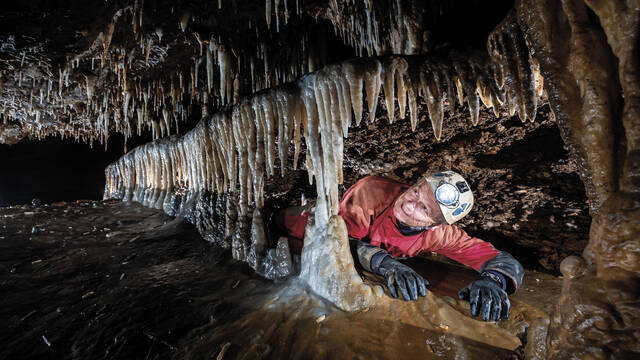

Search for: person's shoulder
xmin=357 ymin=175 xmax=407 ymax=187
xmin=343 ymin=175 xmax=408 ymax=202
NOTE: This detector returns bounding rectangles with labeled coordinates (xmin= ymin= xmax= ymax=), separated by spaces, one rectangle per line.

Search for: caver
xmin=274 ymin=171 xmax=524 ymax=322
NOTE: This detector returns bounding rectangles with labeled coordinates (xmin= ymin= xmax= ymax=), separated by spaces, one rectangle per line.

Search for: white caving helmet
xmin=423 ymin=171 xmax=474 ymax=224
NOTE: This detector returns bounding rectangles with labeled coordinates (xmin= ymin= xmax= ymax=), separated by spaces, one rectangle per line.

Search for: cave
xmin=0 ymin=1 xmax=638 ymax=359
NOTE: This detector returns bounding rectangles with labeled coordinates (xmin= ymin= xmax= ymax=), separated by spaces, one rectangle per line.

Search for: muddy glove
xmin=458 ymin=271 xmax=510 ymax=322
xmin=350 ymin=240 xmax=427 ymax=301
xmin=377 ymin=256 xmax=428 ymax=301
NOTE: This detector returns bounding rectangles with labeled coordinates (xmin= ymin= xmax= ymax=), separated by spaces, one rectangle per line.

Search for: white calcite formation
xmin=104 ymin=44 xmax=541 ymax=309
xmin=0 ymin=2 xmax=326 ymax=148
xmin=325 ymin=0 xmax=422 ymax=56
xmin=0 ymin=1 xmax=538 ymax=150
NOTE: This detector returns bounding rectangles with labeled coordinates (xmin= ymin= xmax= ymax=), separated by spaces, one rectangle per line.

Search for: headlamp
xmin=434 ymin=182 xmax=459 ymax=207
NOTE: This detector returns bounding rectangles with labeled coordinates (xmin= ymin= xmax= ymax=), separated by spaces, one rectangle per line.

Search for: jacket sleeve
xmin=479 ymin=251 xmax=524 ymax=293
xmin=427 ymin=225 xmax=523 ymax=293
xmin=427 ymin=225 xmax=500 ymax=272
xmin=350 ymin=239 xmax=389 ymax=273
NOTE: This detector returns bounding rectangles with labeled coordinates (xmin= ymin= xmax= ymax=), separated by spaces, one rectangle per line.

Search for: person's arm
xmin=350 ymin=239 xmax=428 ymax=301
xmin=428 ymin=225 xmax=524 ymax=321
xmin=428 ymin=225 xmax=523 ymax=291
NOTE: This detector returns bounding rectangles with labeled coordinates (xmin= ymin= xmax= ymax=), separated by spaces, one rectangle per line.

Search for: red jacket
xmin=339 ymin=176 xmax=499 ymax=270
xmin=278 ymin=176 xmax=500 ymax=271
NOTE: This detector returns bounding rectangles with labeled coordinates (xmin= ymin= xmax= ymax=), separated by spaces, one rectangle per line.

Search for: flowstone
xmin=515 ymin=0 xmax=640 ymax=356
xmin=299 ymin=213 xmax=379 ymax=311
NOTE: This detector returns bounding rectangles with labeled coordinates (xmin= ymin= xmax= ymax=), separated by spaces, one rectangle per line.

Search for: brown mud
xmin=1 ymin=200 xmax=558 ymax=359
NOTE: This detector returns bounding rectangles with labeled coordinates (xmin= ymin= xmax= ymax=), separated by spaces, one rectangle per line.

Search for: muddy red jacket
xmin=278 ymin=175 xmax=523 ymax=291
xmin=339 ymin=176 xmax=500 ymax=268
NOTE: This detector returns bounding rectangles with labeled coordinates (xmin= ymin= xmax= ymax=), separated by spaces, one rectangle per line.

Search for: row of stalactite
xmin=0 ymin=0 xmax=330 ymax=148
xmin=105 ymin=20 xmax=543 ymax=225
xmin=103 ymin=8 xmax=544 ymax=307
xmin=1 ymin=1 xmax=538 ymax=148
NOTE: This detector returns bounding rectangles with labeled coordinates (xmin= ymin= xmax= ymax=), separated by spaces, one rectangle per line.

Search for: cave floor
xmin=1 ymin=200 xmax=560 ymax=359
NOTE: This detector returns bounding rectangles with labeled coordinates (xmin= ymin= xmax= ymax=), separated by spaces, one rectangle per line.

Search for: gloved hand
xmin=458 ymin=275 xmax=510 ymax=322
xmin=377 ymin=256 xmax=428 ymax=301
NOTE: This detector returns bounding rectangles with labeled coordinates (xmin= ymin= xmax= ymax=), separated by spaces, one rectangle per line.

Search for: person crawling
xmin=272 ymin=171 xmax=524 ymax=322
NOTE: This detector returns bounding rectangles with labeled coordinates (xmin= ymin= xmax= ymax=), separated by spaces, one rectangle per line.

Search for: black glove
xmin=377 ymin=256 xmax=428 ymax=301
xmin=458 ymin=273 xmax=510 ymax=322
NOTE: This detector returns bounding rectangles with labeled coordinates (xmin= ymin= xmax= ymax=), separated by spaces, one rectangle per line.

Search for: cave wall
xmin=516 ymin=0 xmax=640 ymax=357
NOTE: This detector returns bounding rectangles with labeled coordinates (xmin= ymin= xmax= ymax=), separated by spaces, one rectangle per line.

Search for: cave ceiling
xmin=0 ymin=0 xmax=512 ymax=146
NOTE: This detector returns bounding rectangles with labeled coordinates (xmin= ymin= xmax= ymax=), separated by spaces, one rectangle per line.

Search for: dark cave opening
xmin=0 ymin=138 xmax=122 ymax=206
xmin=0 ymin=134 xmax=151 ymax=206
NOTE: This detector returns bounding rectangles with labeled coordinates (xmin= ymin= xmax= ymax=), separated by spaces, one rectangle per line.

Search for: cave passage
xmin=0 ymin=138 xmax=124 ymax=206
xmin=1 ymin=0 xmax=638 ymax=359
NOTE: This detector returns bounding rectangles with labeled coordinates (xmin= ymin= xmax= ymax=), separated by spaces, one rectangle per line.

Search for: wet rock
xmin=300 ymin=214 xmax=377 ymax=311
xmin=524 ymin=318 xmax=549 ymax=360
xmin=261 ymin=237 xmax=295 ymax=280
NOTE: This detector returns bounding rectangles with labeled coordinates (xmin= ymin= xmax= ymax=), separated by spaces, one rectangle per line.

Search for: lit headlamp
xmin=434 ymin=182 xmax=460 ymax=208
xmin=423 ymin=171 xmax=474 ymax=225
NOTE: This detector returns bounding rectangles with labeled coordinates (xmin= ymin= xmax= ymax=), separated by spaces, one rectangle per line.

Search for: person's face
xmin=393 ymin=178 xmax=445 ymax=227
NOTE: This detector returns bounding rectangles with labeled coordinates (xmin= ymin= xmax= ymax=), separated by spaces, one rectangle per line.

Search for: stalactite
xmin=487 ymin=10 xmax=538 ymax=123
xmin=103 ymin=51 xmax=533 ymax=213
xmin=102 ymin=22 xmax=115 ymax=67
xmin=179 ymin=10 xmax=191 ymax=32
xmin=265 ymin=0 xmax=272 ymax=30
xmin=362 ymin=59 xmax=382 ymax=124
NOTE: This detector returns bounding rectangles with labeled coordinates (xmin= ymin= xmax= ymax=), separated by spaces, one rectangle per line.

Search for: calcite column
xmin=516 ymin=0 xmax=640 ymax=358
